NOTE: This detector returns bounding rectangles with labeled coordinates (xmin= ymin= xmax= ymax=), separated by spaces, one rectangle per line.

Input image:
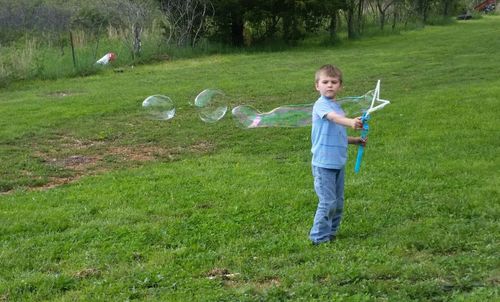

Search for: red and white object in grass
xmin=96 ymin=52 xmax=117 ymax=65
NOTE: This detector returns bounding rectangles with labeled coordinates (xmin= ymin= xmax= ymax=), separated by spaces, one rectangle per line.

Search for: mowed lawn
xmin=0 ymin=16 xmax=499 ymax=301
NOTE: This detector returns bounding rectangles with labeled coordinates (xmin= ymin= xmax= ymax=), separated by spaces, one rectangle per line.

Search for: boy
xmin=309 ymin=64 xmax=365 ymax=245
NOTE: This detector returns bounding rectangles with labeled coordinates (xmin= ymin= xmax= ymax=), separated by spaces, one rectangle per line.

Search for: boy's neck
xmin=322 ymin=95 xmax=336 ymax=101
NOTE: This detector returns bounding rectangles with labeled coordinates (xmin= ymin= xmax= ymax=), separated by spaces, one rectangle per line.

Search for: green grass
xmin=0 ymin=30 xmax=170 ymax=87
xmin=1 ymin=16 xmax=499 ymax=301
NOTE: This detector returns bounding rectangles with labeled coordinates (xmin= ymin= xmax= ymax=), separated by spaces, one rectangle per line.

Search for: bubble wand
xmin=354 ymin=80 xmax=390 ymax=173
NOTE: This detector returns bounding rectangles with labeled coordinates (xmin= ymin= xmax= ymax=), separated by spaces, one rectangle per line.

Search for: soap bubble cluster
xmin=142 ymin=88 xmax=381 ymax=128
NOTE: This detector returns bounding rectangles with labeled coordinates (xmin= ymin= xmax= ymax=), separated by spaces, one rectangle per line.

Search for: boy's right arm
xmin=325 ymin=111 xmax=363 ymax=129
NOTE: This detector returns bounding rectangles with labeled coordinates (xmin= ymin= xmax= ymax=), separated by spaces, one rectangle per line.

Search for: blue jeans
xmin=309 ymin=166 xmax=345 ymax=244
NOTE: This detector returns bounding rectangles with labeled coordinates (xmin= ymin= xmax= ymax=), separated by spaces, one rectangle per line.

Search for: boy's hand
xmin=351 ymin=117 xmax=363 ymax=130
xmin=348 ymin=136 xmax=367 ymax=145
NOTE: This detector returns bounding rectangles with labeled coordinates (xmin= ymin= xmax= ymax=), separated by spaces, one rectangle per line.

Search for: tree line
xmin=0 ymin=0 xmax=488 ymax=50
xmin=197 ymin=0 xmax=485 ymax=46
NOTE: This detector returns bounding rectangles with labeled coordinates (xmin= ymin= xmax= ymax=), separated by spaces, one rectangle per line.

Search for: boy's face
xmin=315 ymin=73 xmax=342 ymax=99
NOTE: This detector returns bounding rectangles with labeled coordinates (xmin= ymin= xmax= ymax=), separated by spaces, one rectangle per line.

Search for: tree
xmin=442 ymin=0 xmax=459 ymax=16
xmin=113 ymin=0 xmax=156 ymax=59
xmin=343 ymin=0 xmax=358 ymax=39
xmin=415 ymin=0 xmax=433 ymax=22
xmin=209 ymin=0 xmax=249 ymax=46
xmin=158 ymin=0 xmax=214 ymax=47
xmin=374 ymin=0 xmax=398 ymax=30
xmin=288 ymin=0 xmax=346 ymax=40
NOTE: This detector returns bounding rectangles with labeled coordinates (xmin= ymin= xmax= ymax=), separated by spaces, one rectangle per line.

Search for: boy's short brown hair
xmin=315 ymin=64 xmax=343 ymax=84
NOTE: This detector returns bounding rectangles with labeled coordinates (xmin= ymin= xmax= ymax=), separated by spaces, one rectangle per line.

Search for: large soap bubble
xmin=194 ymin=89 xmax=228 ymax=123
xmin=142 ymin=95 xmax=176 ymax=120
xmin=232 ymin=103 xmax=312 ymax=128
xmin=231 ymin=90 xmax=384 ymax=129
xmin=337 ymin=90 xmax=375 ymax=117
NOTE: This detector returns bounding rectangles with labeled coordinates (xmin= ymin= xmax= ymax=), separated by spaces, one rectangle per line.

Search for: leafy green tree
xmin=209 ymin=0 xmax=249 ymax=46
xmin=415 ymin=0 xmax=433 ymax=22
xmin=302 ymin=0 xmax=344 ymax=39
xmin=441 ymin=0 xmax=459 ymax=16
xmin=209 ymin=0 xmax=349 ymax=45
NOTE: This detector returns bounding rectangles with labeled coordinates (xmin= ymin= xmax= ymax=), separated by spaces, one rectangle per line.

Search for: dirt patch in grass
xmin=35 ymin=145 xmax=169 ymax=188
xmin=73 ymin=268 xmax=101 ymax=279
xmin=189 ymin=141 xmax=215 ymax=153
xmin=107 ymin=145 xmax=176 ymax=161
xmin=45 ymin=176 xmax=84 ymax=189
xmin=206 ymin=268 xmax=240 ymax=280
xmin=3 ymin=138 xmax=217 ymax=194
xmin=221 ymin=274 xmax=281 ymax=291
xmin=61 ymin=155 xmax=101 ymax=170
xmin=255 ymin=276 xmax=281 ymax=289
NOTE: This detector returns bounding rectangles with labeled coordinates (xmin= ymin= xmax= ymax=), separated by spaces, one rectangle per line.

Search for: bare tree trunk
xmin=379 ymin=11 xmax=386 ymax=30
xmin=392 ymin=7 xmax=398 ymax=31
xmin=346 ymin=3 xmax=355 ymax=39
xmin=133 ymin=23 xmax=142 ymax=58
xmin=329 ymin=9 xmax=339 ymax=39
xmin=231 ymin=13 xmax=244 ymax=46
xmin=357 ymin=0 xmax=365 ymax=34
xmin=443 ymin=0 xmax=451 ymax=16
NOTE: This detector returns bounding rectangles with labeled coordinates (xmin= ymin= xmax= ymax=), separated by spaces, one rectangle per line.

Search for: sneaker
xmin=311 ymin=239 xmax=330 ymax=246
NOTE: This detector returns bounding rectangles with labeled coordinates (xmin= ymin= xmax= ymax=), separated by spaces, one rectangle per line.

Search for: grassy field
xmin=0 ymin=16 xmax=499 ymax=301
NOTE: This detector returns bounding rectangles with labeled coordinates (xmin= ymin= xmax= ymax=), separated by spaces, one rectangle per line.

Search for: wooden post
xmin=69 ymin=31 xmax=76 ymax=68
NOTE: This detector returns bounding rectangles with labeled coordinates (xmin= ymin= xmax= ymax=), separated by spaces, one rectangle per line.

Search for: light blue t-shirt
xmin=311 ymin=95 xmax=348 ymax=169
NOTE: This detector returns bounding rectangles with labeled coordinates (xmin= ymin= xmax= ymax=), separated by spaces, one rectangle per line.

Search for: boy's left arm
xmin=348 ymin=136 xmax=367 ymax=146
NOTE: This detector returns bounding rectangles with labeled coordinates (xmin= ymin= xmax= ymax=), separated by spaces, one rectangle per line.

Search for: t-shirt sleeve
xmin=313 ymin=100 xmax=333 ymax=120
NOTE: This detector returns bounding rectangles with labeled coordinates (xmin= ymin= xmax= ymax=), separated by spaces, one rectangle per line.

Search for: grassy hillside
xmin=0 ymin=16 xmax=498 ymax=301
